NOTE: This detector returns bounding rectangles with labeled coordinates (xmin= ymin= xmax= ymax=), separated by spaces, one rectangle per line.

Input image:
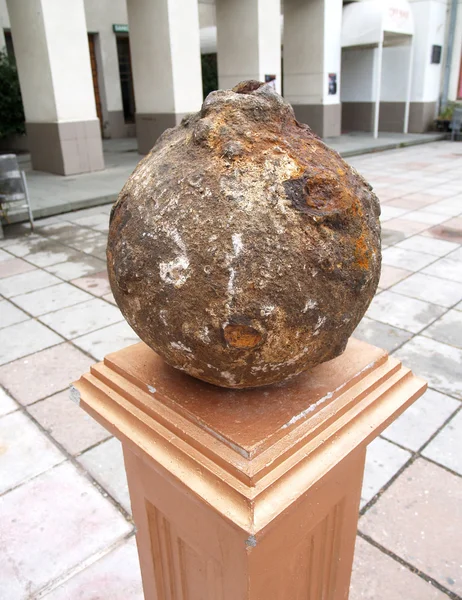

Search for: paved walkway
xmin=0 ymin=140 xmax=461 ymax=599
xmin=4 ymin=132 xmax=444 ymax=225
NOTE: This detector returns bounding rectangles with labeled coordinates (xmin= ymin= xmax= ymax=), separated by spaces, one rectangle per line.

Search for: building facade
xmin=0 ymin=0 xmax=460 ymax=175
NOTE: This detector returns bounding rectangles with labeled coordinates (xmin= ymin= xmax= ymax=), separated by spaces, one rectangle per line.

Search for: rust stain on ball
xmin=107 ymin=81 xmax=381 ymax=389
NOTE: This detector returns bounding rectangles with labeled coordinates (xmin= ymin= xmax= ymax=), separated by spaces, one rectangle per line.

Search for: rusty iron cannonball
xmin=107 ymin=81 xmax=381 ymax=389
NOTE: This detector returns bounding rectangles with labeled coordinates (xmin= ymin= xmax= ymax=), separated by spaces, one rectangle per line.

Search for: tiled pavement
xmin=0 ymin=140 xmax=461 ymax=598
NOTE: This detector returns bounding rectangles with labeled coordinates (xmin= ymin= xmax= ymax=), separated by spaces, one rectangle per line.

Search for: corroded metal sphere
xmin=107 ymin=81 xmax=381 ymax=389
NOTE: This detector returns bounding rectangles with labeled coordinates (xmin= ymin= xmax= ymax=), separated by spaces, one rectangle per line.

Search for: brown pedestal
xmin=72 ymin=338 xmax=426 ymax=600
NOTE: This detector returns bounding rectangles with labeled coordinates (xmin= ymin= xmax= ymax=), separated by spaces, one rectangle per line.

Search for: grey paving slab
xmin=380 ymin=206 xmax=409 ymax=221
xmin=0 ymin=269 xmax=60 ymax=298
xmin=1 ymin=234 xmax=48 ymax=257
xmin=0 ymin=343 xmax=93 ymax=405
xmin=421 ymin=197 xmax=462 ymax=216
xmin=378 ymin=265 xmax=412 ymax=289
xmin=382 ymin=389 xmax=460 ymax=451
xmin=0 ymin=387 xmax=19 ymax=417
xmin=71 ymin=270 xmax=111 ymax=297
xmin=0 ymin=248 xmax=12 ymax=261
xmin=0 ymin=411 xmax=65 ymax=495
xmin=44 ymin=537 xmax=143 ymax=600
xmin=44 ymin=255 xmax=107 ymax=281
xmin=391 ymin=272 xmax=462 ymax=308
xmin=380 ymin=229 xmax=407 ymax=245
xmin=382 ymin=247 xmax=436 ymax=272
xmin=78 ymin=437 xmax=131 ymax=513
xmin=39 ymin=298 xmax=122 ymax=339
xmin=0 ymin=461 xmax=132 ymax=599
xmin=447 ymin=246 xmax=462 ymax=262
xmin=359 ymin=459 xmax=462 ymax=596
xmin=360 ymin=437 xmax=411 ymax=507
xmin=395 ymin=235 xmax=459 ymax=256
xmin=353 ymin=317 xmax=412 ymax=353
xmin=424 ymin=309 xmax=462 ymax=349
xmin=0 ymin=320 xmax=62 ymax=365
xmin=21 ymin=241 xmax=81 ymax=267
xmin=350 ymin=537 xmax=448 ymax=600
xmin=28 ymin=390 xmax=111 ymax=456
xmin=422 ymin=409 xmax=462 ymax=475
xmin=394 ymin=336 xmax=462 ymax=399
xmin=11 ymin=282 xmax=92 ymax=317
xmin=0 ymin=299 xmax=29 ymax=328
xmin=73 ymin=320 xmax=140 ymax=361
xmin=365 ymin=291 xmax=445 ymax=334
xmin=70 ymin=213 xmax=109 ymax=228
xmin=422 ymin=257 xmax=462 ymax=283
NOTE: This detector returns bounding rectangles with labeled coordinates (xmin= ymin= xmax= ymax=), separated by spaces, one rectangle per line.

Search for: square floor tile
xmin=366 ymin=291 xmax=445 ymax=334
xmin=11 ymin=282 xmax=92 ymax=317
xmin=380 ymin=206 xmax=409 ymax=221
xmin=103 ymin=291 xmax=116 ymax=305
xmin=28 ymin=390 xmax=111 ymax=456
xmin=383 ymin=219 xmax=430 ymax=238
xmin=0 ymin=343 xmax=93 ymax=405
xmin=422 ymin=257 xmax=462 ymax=283
xmin=378 ymin=265 xmax=411 ymax=289
xmin=0 ymin=258 xmax=36 ymax=279
xmin=421 ymin=197 xmax=462 ymax=217
xmin=361 ymin=437 xmax=411 ymax=507
xmin=400 ymin=211 xmax=450 ymax=225
xmin=382 ymin=389 xmax=460 ymax=452
xmin=22 ymin=242 xmax=81 ymax=267
xmin=0 ymin=461 xmax=132 ymax=599
xmin=422 ymin=410 xmax=462 ymax=475
xmin=71 ymin=270 xmax=111 ymax=297
xmin=447 ymin=246 xmax=462 ymax=262
xmin=73 ymin=321 xmax=140 ymax=360
xmin=424 ymin=222 xmax=462 ymax=244
xmin=0 ymin=248 xmax=12 ymax=261
xmin=394 ymin=336 xmax=462 ymax=399
xmin=44 ymin=537 xmax=143 ymax=600
xmin=0 ymin=320 xmax=62 ymax=365
xmin=0 ymin=269 xmax=60 ymax=298
xmin=0 ymin=387 xmax=18 ymax=417
xmin=71 ymin=213 xmax=109 ymax=229
xmin=359 ymin=459 xmax=462 ymax=596
xmin=0 ymin=411 xmax=65 ymax=494
xmin=381 ymin=229 xmax=407 ymax=245
xmin=395 ymin=235 xmax=459 ymax=257
xmin=44 ymin=255 xmax=107 ymax=281
xmin=1 ymin=234 xmax=48 ymax=257
xmin=0 ymin=299 xmax=29 ymax=328
xmin=424 ymin=310 xmax=462 ymax=349
xmin=353 ymin=317 xmax=412 ymax=353
xmin=391 ymin=273 xmax=462 ymax=308
xmin=78 ymin=437 xmax=131 ymax=513
xmin=382 ymin=247 xmax=436 ymax=272
xmin=350 ymin=537 xmax=448 ymax=600
xmin=40 ymin=298 xmax=122 ymax=339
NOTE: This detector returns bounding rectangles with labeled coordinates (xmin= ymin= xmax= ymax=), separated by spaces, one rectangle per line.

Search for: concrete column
xmin=6 ymin=0 xmax=104 ymax=175
xmin=127 ymin=0 xmax=203 ymax=155
xmin=216 ymin=0 xmax=281 ymax=94
xmin=284 ymin=0 xmax=342 ymax=138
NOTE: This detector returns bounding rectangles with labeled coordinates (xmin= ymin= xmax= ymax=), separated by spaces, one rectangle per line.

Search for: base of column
xmin=293 ymin=103 xmax=341 ymax=138
xmin=135 ymin=113 xmax=188 ymax=155
xmin=341 ymin=102 xmax=437 ymax=134
xmin=26 ymin=120 xmax=104 ymax=175
xmin=107 ymin=111 xmax=136 ymax=139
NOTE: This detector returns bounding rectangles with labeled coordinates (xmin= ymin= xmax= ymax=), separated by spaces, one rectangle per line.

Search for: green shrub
xmin=0 ymin=49 xmax=25 ymax=138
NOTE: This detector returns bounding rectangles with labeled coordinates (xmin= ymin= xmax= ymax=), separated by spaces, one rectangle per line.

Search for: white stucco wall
xmin=448 ymin=0 xmax=462 ymax=100
xmin=341 ymin=47 xmax=377 ymax=102
xmin=0 ymin=0 xmax=9 ymax=50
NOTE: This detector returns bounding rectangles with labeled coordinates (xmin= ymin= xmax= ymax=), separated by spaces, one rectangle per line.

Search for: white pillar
xmin=127 ymin=0 xmax=203 ymax=155
xmin=373 ymin=41 xmax=383 ymax=139
xmin=403 ymin=41 xmax=414 ymax=133
xmin=284 ymin=0 xmax=342 ymax=138
xmin=6 ymin=0 xmax=104 ymax=175
xmin=216 ymin=0 xmax=281 ymax=94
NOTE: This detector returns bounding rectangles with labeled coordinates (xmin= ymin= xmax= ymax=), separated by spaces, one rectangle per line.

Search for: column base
xmin=26 ymin=120 xmax=105 ymax=175
xmin=341 ymin=102 xmax=437 ymax=134
xmin=293 ymin=103 xmax=341 ymax=138
xmin=135 ymin=113 xmax=188 ymax=155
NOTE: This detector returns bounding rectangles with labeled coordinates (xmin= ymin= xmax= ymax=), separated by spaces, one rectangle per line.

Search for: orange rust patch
xmin=223 ymin=323 xmax=263 ymax=349
xmin=354 ymin=232 xmax=371 ymax=270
